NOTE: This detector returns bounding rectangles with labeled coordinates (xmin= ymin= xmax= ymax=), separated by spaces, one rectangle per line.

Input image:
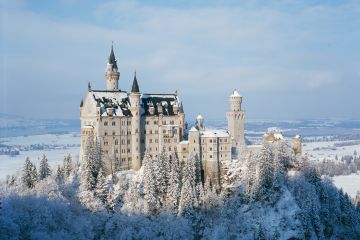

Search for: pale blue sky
xmin=1 ymin=0 xmax=359 ymax=120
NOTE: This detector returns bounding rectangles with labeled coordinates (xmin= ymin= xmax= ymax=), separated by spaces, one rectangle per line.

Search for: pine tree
xmin=256 ymin=143 xmax=275 ymax=202
xmin=143 ymin=149 xmax=159 ymax=214
xmin=39 ymin=154 xmax=51 ymax=180
xmin=157 ymin=147 xmax=169 ymax=201
xmin=63 ymin=154 xmax=73 ymax=178
xmin=31 ymin=164 xmax=38 ymax=184
xmin=22 ymin=157 xmax=36 ymax=189
xmin=55 ymin=165 xmax=64 ymax=183
xmin=166 ymin=153 xmax=181 ymax=213
xmin=80 ymin=136 xmax=98 ymax=191
xmin=95 ymin=168 xmax=108 ymax=205
xmin=107 ymin=190 xmax=116 ymax=213
xmin=178 ymin=157 xmax=197 ymax=216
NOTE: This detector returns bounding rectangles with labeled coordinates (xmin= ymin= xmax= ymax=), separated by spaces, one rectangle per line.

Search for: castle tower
xmin=226 ymin=90 xmax=245 ymax=147
xmin=105 ymin=44 xmax=120 ymax=91
xmin=293 ymin=135 xmax=302 ymax=157
xmin=129 ymin=72 xmax=141 ymax=170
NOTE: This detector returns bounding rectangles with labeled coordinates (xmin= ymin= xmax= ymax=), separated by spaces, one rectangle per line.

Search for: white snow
xmin=332 ymin=172 xmax=360 ymax=198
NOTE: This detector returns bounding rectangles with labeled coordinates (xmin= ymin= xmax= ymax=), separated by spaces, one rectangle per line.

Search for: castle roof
xmin=92 ymin=90 xmax=132 ymax=117
xmin=131 ymin=72 xmax=140 ymax=93
xmin=141 ymin=93 xmax=180 ymax=116
xmin=231 ymin=90 xmax=241 ymax=97
xmin=82 ymin=90 xmax=182 ymax=117
xmin=108 ymin=44 xmax=118 ymax=70
xmin=200 ymin=129 xmax=229 ymax=138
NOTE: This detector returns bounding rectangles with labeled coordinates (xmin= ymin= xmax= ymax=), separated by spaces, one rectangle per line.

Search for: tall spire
xmin=108 ymin=42 xmax=118 ymax=70
xmin=131 ymin=70 xmax=140 ymax=93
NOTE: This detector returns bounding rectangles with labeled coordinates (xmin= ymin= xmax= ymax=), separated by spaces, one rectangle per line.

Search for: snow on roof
xmin=231 ymin=90 xmax=241 ymax=97
xmin=189 ymin=126 xmax=198 ymax=132
xmin=274 ymin=133 xmax=284 ymax=140
xmin=91 ymin=90 xmax=131 ymax=117
xmin=294 ymin=135 xmax=301 ymax=139
xmin=197 ymin=114 xmax=203 ymax=120
xmin=82 ymin=125 xmax=94 ymax=129
xmin=200 ymin=129 xmax=229 ymax=138
xmin=179 ymin=140 xmax=189 ymax=145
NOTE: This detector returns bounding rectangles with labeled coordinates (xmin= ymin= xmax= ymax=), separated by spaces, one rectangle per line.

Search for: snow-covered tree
xmin=143 ymin=149 xmax=159 ymax=214
xmin=178 ymin=156 xmax=197 ymax=216
xmin=55 ymin=165 xmax=64 ymax=183
xmin=95 ymin=168 xmax=108 ymax=205
xmin=39 ymin=154 xmax=51 ymax=180
xmin=80 ymin=136 xmax=102 ymax=191
xmin=166 ymin=152 xmax=181 ymax=213
xmin=22 ymin=157 xmax=37 ymax=189
xmin=63 ymin=154 xmax=73 ymax=178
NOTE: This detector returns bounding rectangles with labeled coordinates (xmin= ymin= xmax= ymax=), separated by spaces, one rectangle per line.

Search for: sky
xmin=1 ymin=0 xmax=360 ymax=121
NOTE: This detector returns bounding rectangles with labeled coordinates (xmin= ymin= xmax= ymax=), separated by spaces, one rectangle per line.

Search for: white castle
xmin=79 ymin=45 xmax=301 ymax=185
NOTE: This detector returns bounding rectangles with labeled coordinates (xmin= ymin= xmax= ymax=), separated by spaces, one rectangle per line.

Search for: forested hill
xmin=1 ymin=141 xmax=360 ymax=239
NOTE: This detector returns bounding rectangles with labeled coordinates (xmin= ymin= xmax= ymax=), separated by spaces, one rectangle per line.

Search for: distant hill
xmin=0 ymin=113 xmax=79 ymax=137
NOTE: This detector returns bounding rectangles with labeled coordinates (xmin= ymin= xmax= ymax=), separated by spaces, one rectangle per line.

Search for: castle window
xmin=209 ymin=139 xmax=212 ymax=143
xmin=170 ymin=120 xmax=174 ymax=124
xmin=112 ymin=122 xmax=116 ymax=126
xmin=115 ymin=149 xmax=119 ymax=153
xmin=210 ymin=147 xmax=212 ymax=151
xmin=128 ymin=149 xmax=130 ymax=153
xmin=121 ymin=139 xmax=125 ymax=144
xmin=104 ymin=132 xmax=108 ymax=136
xmin=115 ymin=140 xmax=119 ymax=145
xmin=209 ymin=155 xmax=212 ymax=158
xmin=150 ymin=130 xmax=152 ymax=134
xmin=163 ymin=130 xmax=166 ymax=134
xmin=150 ymin=139 xmax=153 ymax=143
xmin=155 ymin=147 xmax=158 ymax=151
xmin=112 ymin=131 xmax=115 ymax=136
xmin=146 ymin=121 xmax=149 ymax=125
xmin=104 ymin=121 xmax=108 ymax=126
xmin=169 ymin=147 xmax=171 ymax=151
xmin=162 ymin=120 xmax=166 ymax=125
xmin=154 ymin=121 xmax=158 ymax=124
xmin=127 ymin=139 xmax=130 ymax=144
xmin=183 ymin=148 xmax=186 ymax=151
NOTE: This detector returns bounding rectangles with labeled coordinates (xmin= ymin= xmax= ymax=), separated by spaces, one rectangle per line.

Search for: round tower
xmin=105 ymin=44 xmax=120 ymax=91
xmin=130 ymin=72 xmax=141 ymax=170
xmin=226 ymin=90 xmax=245 ymax=148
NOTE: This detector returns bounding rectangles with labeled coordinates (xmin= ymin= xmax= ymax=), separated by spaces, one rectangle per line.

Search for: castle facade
xmin=80 ymin=45 xmax=299 ymax=184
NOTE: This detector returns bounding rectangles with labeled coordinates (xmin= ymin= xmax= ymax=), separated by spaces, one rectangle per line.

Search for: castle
xmin=79 ymin=45 xmax=301 ymax=185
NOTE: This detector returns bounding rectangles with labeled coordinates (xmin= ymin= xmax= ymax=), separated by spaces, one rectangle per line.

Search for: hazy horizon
xmin=1 ymin=0 xmax=360 ymax=120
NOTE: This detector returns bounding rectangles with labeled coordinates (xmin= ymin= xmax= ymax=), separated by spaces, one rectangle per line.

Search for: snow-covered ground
xmin=332 ymin=173 xmax=360 ymax=198
xmin=0 ymin=133 xmax=80 ymax=180
xmin=303 ymin=140 xmax=360 ymax=162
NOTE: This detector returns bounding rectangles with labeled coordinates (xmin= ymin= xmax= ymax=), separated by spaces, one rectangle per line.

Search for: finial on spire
xmin=88 ymin=82 xmax=91 ymax=91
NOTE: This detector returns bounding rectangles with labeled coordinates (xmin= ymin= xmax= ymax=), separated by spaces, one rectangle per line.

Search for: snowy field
xmin=0 ymin=133 xmax=80 ymax=180
xmin=332 ymin=173 xmax=360 ymax=198
xmin=303 ymin=140 xmax=360 ymax=162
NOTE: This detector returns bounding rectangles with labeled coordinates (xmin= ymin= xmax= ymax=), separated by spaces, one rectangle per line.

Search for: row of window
xmin=104 ymin=121 xmax=131 ymax=126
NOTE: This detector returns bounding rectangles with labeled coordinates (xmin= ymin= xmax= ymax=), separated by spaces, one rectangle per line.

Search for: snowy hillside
xmin=1 ymin=141 xmax=359 ymax=239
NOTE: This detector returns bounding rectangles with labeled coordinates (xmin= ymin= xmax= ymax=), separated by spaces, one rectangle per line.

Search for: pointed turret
xmin=80 ymin=99 xmax=83 ymax=107
xmin=108 ymin=43 xmax=118 ymax=70
xmin=105 ymin=43 xmax=120 ymax=91
xmin=131 ymin=71 xmax=140 ymax=93
xmin=88 ymin=82 xmax=91 ymax=91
